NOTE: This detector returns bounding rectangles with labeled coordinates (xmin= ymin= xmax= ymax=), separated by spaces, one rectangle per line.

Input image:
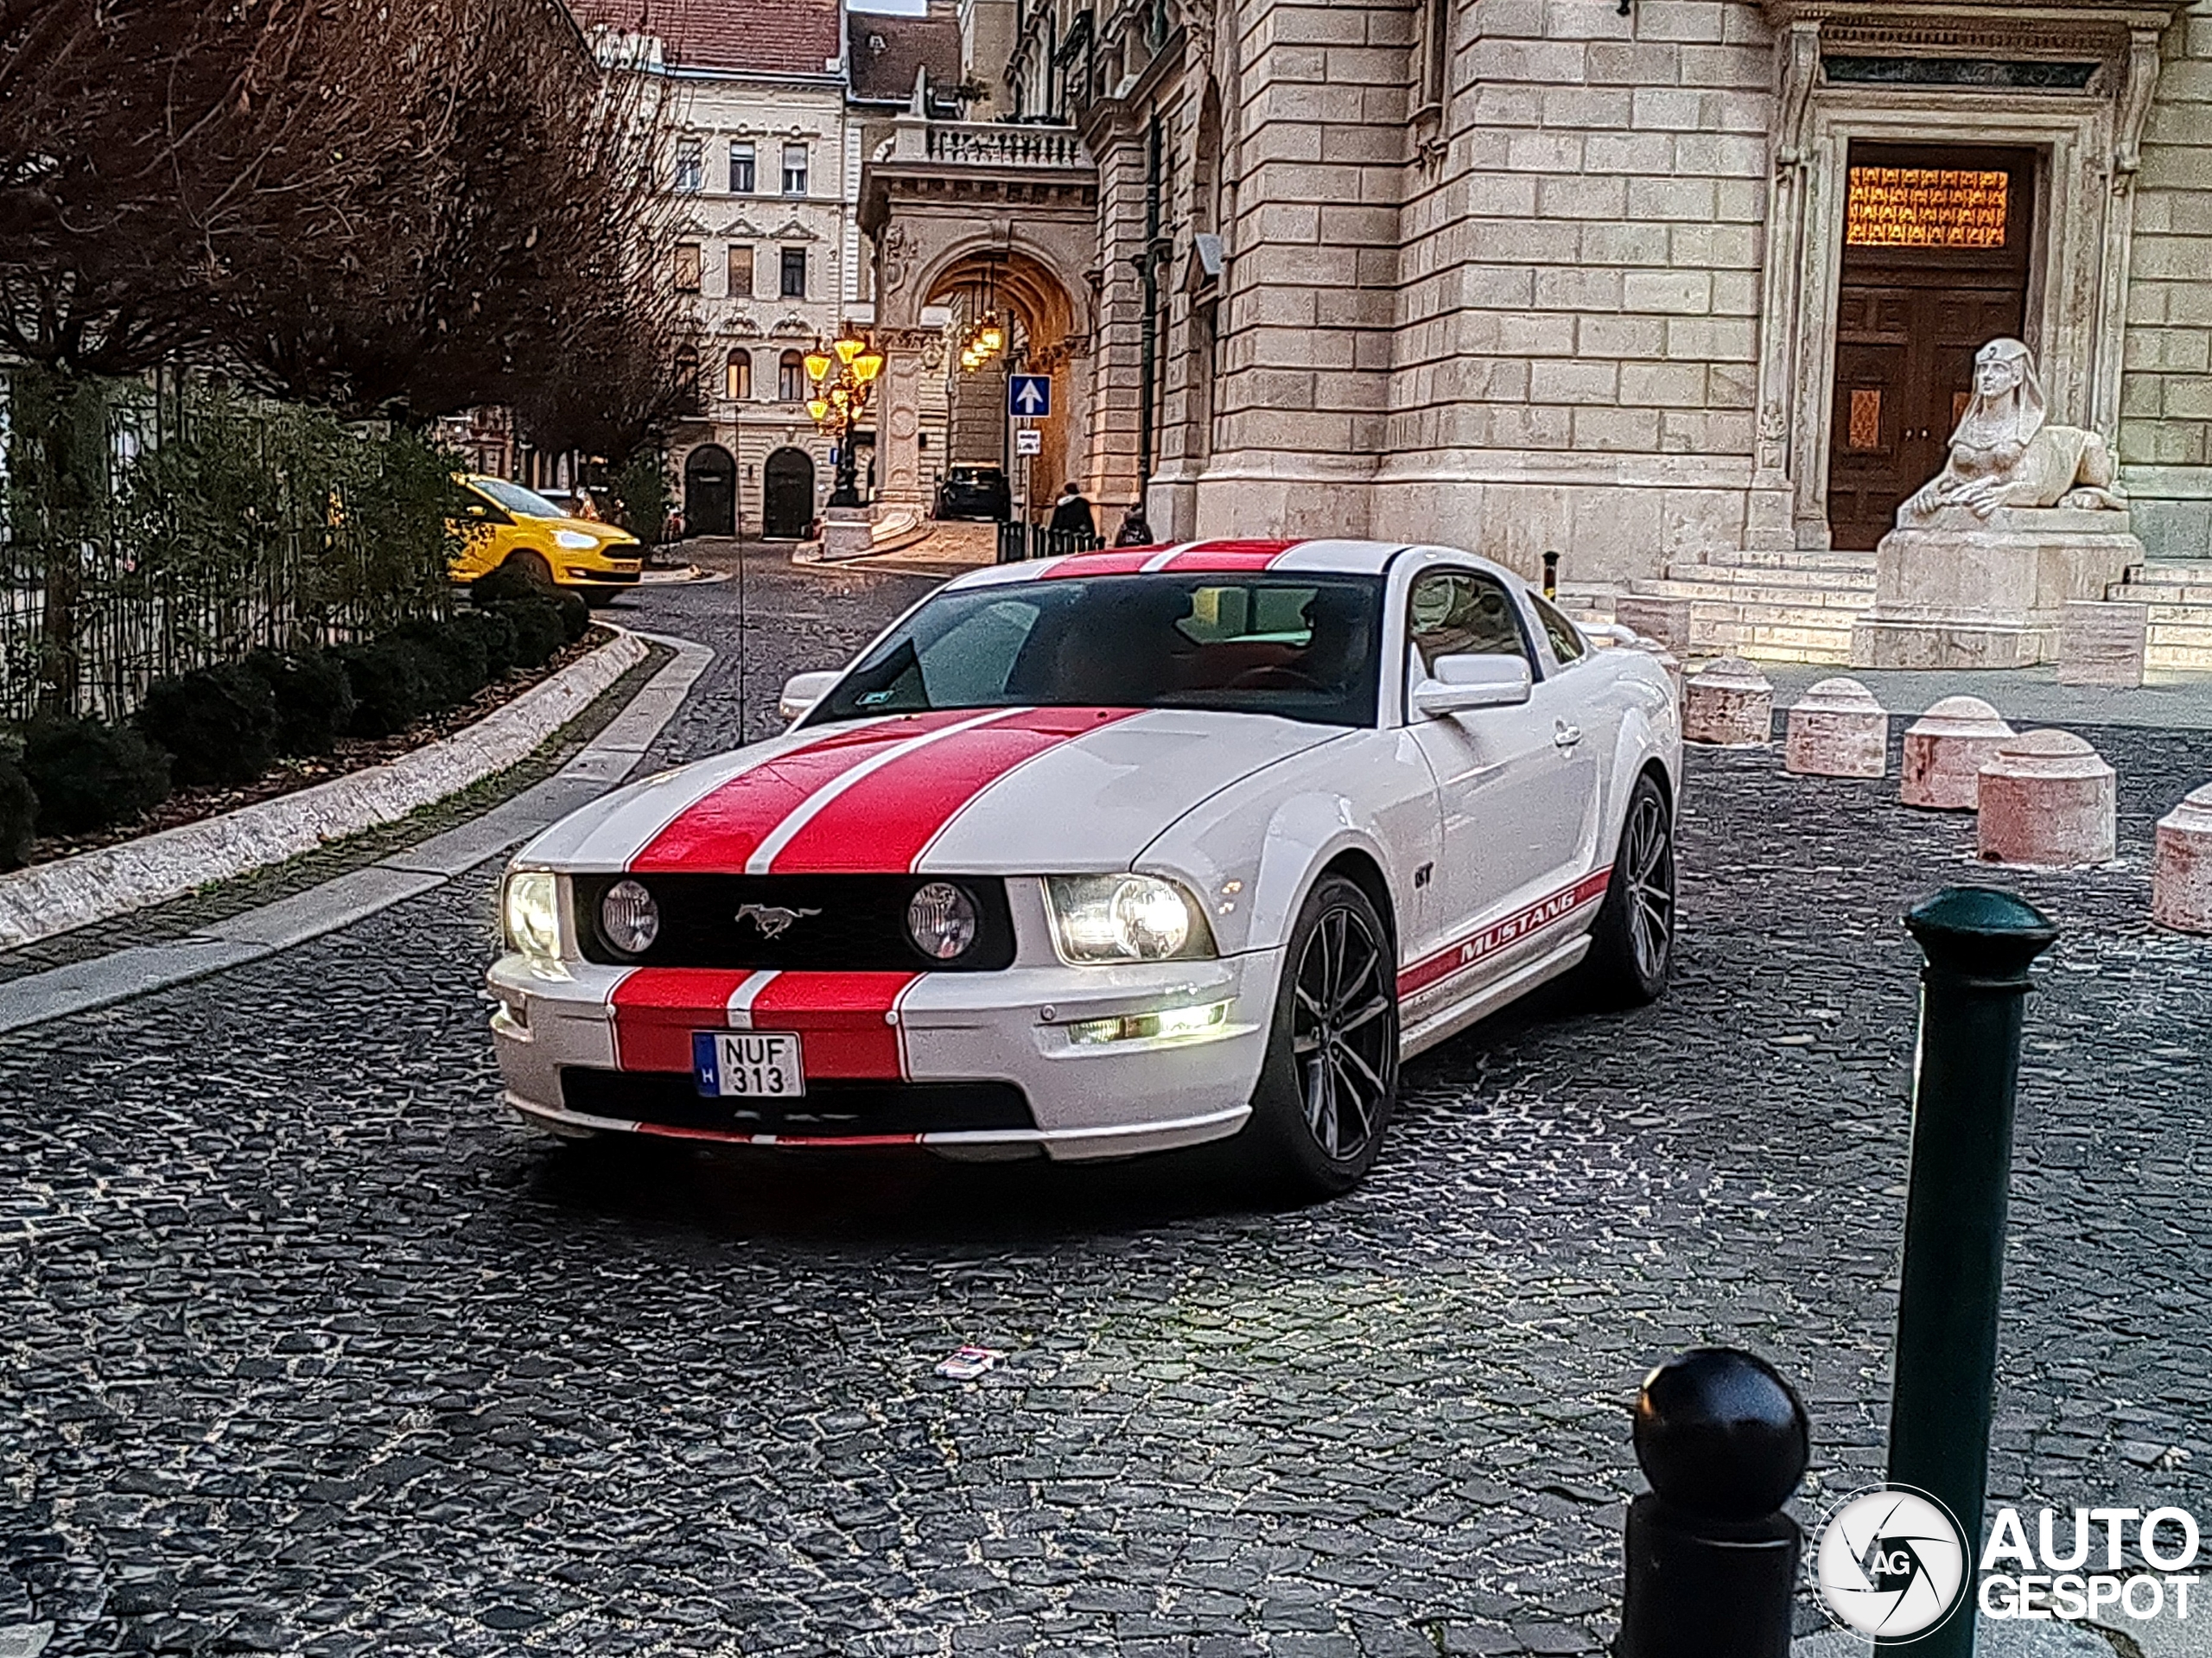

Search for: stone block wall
xmin=2122 ymin=0 xmax=2212 ymax=561
xmin=1366 ymin=0 xmax=1774 ymax=579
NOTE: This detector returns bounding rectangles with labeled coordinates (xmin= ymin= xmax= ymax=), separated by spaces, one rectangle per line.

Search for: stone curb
xmin=0 ymin=629 xmax=649 ymax=952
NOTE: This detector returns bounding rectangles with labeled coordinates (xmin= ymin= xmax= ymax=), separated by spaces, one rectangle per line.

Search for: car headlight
xmin=553 ymin=529 xmax=598 ymax=550
xmin=907 ymin=880 xmax=979 ymax=961
xmin=502 ymin=868 xmax=563 ymax=963
xmin=1045 ymin=874 xmax=1216 ymax=964
xmin=599 ymin=878 xmax=661 ymax=956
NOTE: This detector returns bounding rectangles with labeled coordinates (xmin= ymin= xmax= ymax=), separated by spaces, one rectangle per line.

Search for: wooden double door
xmin=1826 ymin=144 xmax=2035 ymax=550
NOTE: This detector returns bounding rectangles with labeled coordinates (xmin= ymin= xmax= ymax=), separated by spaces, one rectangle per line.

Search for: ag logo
xmin=1814 ymin=1485 xmax=1968 ymax=1640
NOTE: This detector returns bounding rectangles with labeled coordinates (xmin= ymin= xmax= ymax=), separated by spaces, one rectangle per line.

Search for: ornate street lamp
xmin=803 ymin=322 xmax=885 ymax=508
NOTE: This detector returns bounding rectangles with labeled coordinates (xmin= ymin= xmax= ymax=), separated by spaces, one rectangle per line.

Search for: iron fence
xmin=995 ymin=522 xmax=1105 ymax=563
xmin=0 ymin=366 xmax=456 ymax=722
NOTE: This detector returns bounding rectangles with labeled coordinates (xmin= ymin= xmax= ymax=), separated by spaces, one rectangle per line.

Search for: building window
xmin=674 ymin=345 xmax=702 ymax=413
xmin=673 ymin=242 xmax=702 ymax=293
xmin=729 ymin=141 xmax=756 ymax=194
xmin=781 ymin=143 xmax=808 ymax=196
xmin=1414 ymin=0 xmax=1449 ymax=113
xmin=777 ymin=349 xmax=807 ymax=402
xmin=728 ymin=244 xmax=754 ymax=296
xmin=779 ymin=246 xmax=807 ymax=299
xmin=675 ymin=137 xmax=703 ymax=193
xmin=727 ymin=349 xmax=753 ymax=400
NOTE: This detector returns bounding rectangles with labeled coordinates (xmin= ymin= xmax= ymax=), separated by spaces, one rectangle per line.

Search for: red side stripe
xmin=611 ymin=969 xmax=915 ymax=1077
xmin=1160 ymin=539 xmax=1298 ymax=571
xmin=632 ymin=711 xmax=975 ymax=873
xmin=1397 ymin=869 xmax=1612 ymax=998
xmin=767 ymin=706 xmax=1139 ymax=873
xmin=749 ymin=972 xmax=915 ymax=1078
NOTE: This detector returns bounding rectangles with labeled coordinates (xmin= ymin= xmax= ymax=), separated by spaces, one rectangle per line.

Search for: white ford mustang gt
xmin=487 ymin=538 xmax=1680 ymax=1196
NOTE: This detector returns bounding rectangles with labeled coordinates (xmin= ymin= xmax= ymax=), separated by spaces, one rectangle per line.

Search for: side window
xmin=1529 ymin=593 xmax=1587 ymax=664
xmin=1405 ymin=569 xmax=1534 ymax=680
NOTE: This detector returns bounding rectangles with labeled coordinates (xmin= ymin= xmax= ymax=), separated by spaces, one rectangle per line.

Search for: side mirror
xmin=1412 ymin=653 xmax=1532 ymax=717
xmin=779 ymin=670 xmax=840 ymax=723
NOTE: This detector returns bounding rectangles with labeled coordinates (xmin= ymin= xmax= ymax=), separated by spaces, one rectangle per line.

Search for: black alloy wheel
xmin=1245 ymin=874 xmax=1400 ymax=1199
xmin=1579 ymin=772 xmax=1676 ymax=1007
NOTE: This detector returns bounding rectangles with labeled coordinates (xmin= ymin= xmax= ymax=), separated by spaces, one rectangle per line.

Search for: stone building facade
xmin=865 ymin=0 xmax=2212 ymax=653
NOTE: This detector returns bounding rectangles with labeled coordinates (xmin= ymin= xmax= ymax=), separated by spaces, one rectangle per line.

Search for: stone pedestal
xmin=1615 ymin=594 xmax=1694 ymax=657
xmin=1900 ymin=696 xmax=2014 ymax=811
xmin=817 ymin=505 xmax=873 ymax=563
xmin=2056 ymin=600 xmax=2149 ymax=688
xmin=1849 ymin=506 xmax=2145 ymax=670
xmin=1977 ymin=730 xmax=2117 ymax=867
xmin=2152 ymin=784 xmax=2212 ymax=934
xmin=1682 ymin=657 xmax=1773 ymax=746
xmin=1784 ymin=677 xmax=1888 ymax=778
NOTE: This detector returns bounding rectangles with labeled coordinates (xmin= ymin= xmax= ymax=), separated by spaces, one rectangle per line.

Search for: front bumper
xmin=485 ymin=952 xmax=1280 ymax=1162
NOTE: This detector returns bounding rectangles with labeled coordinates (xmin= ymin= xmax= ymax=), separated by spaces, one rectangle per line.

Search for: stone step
xmin=1695 ymin=548 xmax=1879 ymax=574
xmin=2108 ymin=583 xmax=2212 ymax=606
xmin=2147 ymin=646 xmax=2212 ymax=671
xmin=2145 ymin=619 xmax=2212 ymax=647
xmin=1665 ymin=557 xmax=1878 ymax=587
xmin=1638 ymin=579 xmax=1876 ymax=611
xmin=2126 ymin=562 xmax=2212 ymax=584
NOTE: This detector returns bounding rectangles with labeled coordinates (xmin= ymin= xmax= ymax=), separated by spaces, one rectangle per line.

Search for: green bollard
xmin=1880 ymin=887 xmax=2057 ymax=1656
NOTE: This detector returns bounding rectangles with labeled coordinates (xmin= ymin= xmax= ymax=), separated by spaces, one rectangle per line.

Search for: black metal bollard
xmin=1880 ymin=887 xmax=2057 ymax=1656
xmin=1543 ymin=549 xmax=1560 ymax=599
xmin=1618 ymin=1348 xmax=1809 ymax=1658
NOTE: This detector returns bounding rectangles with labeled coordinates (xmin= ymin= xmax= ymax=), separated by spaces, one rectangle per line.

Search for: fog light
xmin=1065 ymin=1001 xmax=1231 ymax=1047
xmin=907 ymin=881 xmax=978 ymax=961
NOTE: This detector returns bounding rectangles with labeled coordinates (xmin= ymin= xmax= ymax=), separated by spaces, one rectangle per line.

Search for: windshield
xmin=470 ymin=478 xmax=567 ymax=518
xmin=813 ymin=574 xmax=1384 ymax=727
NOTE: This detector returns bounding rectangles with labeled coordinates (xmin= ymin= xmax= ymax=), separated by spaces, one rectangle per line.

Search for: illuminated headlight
xmin=554 ymin=529 xmax=599 ymax=550
xmin=907 ymin=880 xmax=979 ymax=961
xmin=1046 ymin=874 xmax=1215 ymax=963
xmin=1066 ymin=1001 xmax=1231 ymax=1046
xmin=599 ymin=878 xmax=661 ymax=956
xmin=502 ymin=868 xmax=563 ymax=964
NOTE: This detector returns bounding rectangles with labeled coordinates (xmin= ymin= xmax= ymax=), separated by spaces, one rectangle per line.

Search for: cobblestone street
xmin=3 ymin=549 xmax=2209 ymax=1657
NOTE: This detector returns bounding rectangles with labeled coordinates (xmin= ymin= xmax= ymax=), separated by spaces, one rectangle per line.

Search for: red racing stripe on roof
xmin=1158 ymin=539 xmax=1299 ymax=571
xmin=631 ymin=711 xmax=976 ymax=873
xmin=1035 ymin=549 xmax=1162 ymax=578
xmin=766 ymin=706 xmax=1141 ymax=874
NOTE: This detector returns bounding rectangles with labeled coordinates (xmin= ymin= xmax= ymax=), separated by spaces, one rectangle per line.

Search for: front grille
xmin=559 ymin=1069 xmax=1034 ymax=1137
xmin=573 ymin=874 xmax=1015 ymax=972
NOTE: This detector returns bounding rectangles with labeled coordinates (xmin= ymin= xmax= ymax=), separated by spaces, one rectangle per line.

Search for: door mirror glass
xmin=1412 ymin=653 xmax=1532 ymax=717
xmin=779 ymin=670 xmax=841 ymax=723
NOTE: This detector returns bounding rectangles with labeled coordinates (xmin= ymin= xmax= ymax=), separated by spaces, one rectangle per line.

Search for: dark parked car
xmin=936 ymin=465 xmax=1012 ymax=522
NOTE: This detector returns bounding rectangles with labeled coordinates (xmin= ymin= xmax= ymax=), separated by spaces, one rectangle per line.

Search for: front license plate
xmin=692 ymin=1031 xmax=805 ymax=1098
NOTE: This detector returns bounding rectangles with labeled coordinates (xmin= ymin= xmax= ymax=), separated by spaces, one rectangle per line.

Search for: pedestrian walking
xmin=1048 ymin=480 xmax=1096 ymax=539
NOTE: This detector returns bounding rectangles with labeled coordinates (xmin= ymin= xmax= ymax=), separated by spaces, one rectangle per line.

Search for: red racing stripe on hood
xmin=765 ymin=705 xmax=1141 ymax=873
xmin=611 ymin=969 xmax=916 ymax=1077
xmin=632 ymin=711 xmax=976 ymax=873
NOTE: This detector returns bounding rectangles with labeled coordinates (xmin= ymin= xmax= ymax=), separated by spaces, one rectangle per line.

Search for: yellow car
xmin=451 ymin=476 xmax=645 ymax=607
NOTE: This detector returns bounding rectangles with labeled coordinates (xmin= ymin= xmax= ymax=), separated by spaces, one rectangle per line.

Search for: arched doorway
xmin=683 ymin=444 xmax=736 ymax=537
xmin=762 ymin=447 xmax=815 ymax=539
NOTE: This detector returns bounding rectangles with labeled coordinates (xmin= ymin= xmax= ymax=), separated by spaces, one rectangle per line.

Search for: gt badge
xmin=735 ymin=903 xmax=821 ymax=938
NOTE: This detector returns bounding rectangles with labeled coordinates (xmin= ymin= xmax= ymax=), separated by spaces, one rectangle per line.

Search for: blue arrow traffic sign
xmin=1007 ymin=373 xmax=1052 ymax=417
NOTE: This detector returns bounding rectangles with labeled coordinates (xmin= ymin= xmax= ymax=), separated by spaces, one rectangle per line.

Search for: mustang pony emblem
xmin=735 ymin=903 xmax=821 ymax=939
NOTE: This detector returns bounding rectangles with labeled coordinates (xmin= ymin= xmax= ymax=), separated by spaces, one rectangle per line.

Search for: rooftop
xmin=567 ymin=0 xmax=840 ymax=76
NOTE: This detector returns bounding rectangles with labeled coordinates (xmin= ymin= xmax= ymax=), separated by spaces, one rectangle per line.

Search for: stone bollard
xmin=1617 ymin=1348 xmax=1808 ymax=1658
xmin=1614 ymin=594 xmax=1694 ymax=657
xmin=2057 ymin=600 xmax=2149 ymax=689
xmin=2152 ymin=784 xmax=2212 ymax=933
xmin=1682 ymin=657 xmax=1773 ymax=746
xmin=1784 ymin=676 xmax=1889 ymax=778
xmin=1977 ymin=730 xmax=2117 ymax=867
xmin=1902 ymin=696 xmax=2015 ymax=811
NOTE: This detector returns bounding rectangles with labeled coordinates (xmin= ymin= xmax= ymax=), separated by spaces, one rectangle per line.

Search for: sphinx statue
xmin=1899 ymin=338 xmax=2126 ymax=525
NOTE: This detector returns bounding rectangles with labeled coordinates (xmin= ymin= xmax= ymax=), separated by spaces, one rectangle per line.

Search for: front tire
xmin=1243 ymin=874 xmax=1400 ymax=1200
xmin=1578 ymin=772 xmax=1675 ymax=1007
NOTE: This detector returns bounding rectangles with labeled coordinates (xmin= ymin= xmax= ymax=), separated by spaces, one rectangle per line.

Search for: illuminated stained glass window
xmin=1845 ymin=167 xmax=2009 ymax=249
xmin=1848 ymin=389 xmax=1883 ymax=451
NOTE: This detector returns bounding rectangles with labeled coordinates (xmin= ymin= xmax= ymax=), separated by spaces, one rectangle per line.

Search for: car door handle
xmin=1554 ymin=721 xmax=1583 ymax=748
